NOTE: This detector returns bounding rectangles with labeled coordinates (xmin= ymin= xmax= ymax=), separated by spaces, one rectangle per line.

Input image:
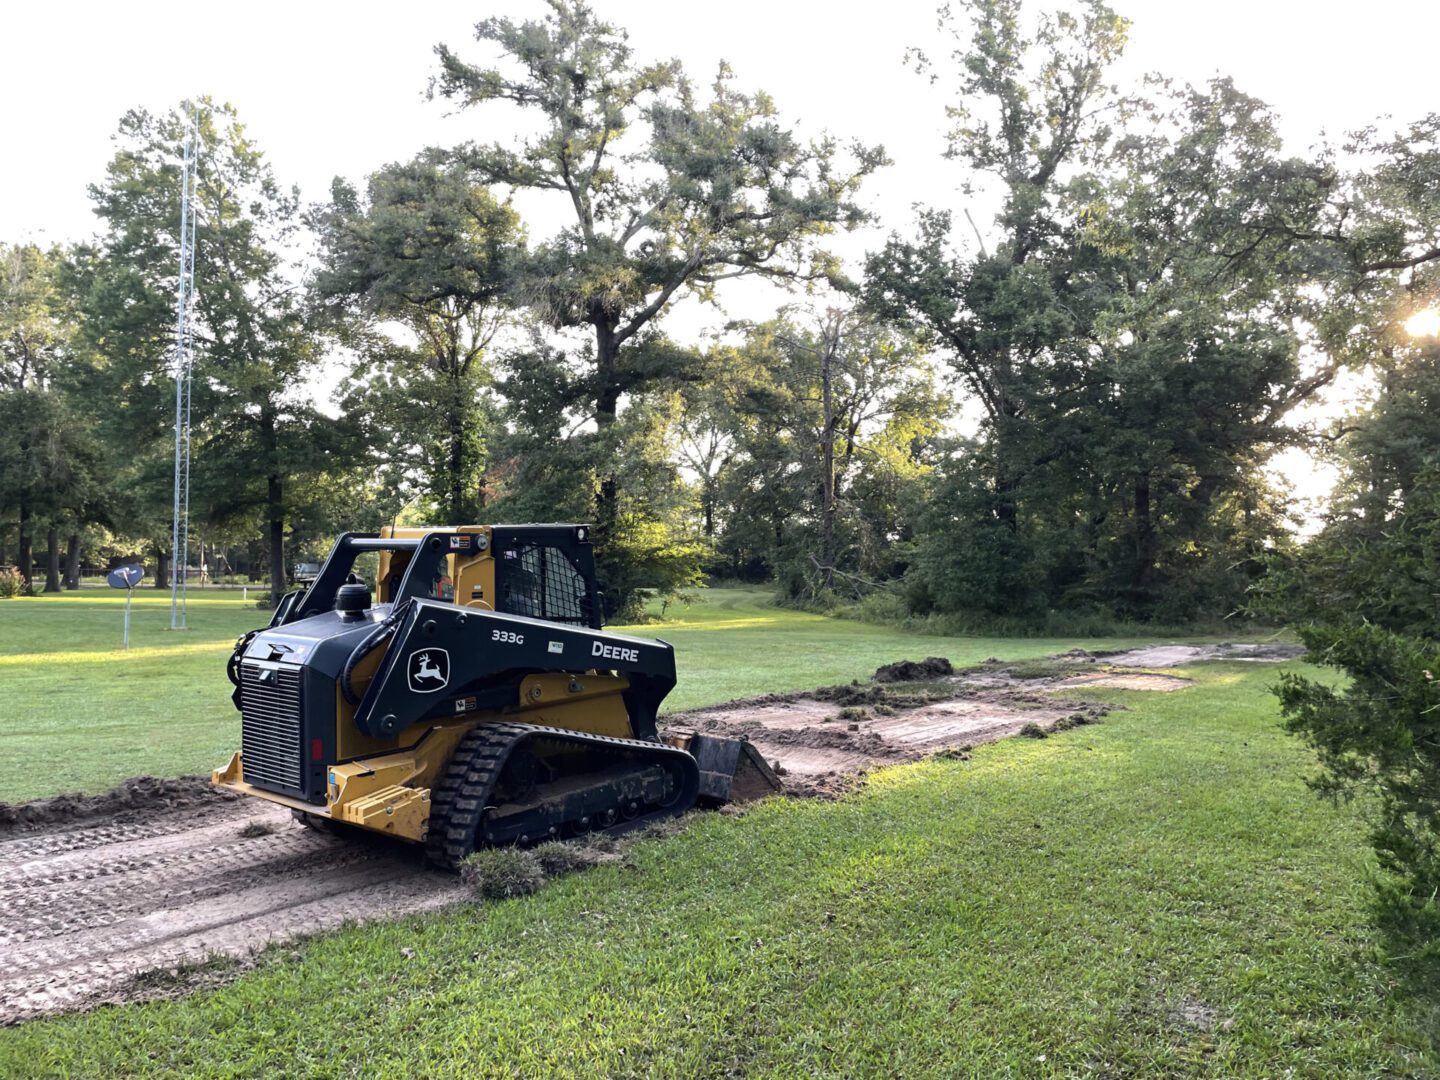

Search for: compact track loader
xmin=213 ymin=525 xmax=780 ymax=869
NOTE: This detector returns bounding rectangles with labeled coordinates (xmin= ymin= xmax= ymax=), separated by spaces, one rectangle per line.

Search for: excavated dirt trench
xmin=0 ymin=642 xmax=1302 ymax=1024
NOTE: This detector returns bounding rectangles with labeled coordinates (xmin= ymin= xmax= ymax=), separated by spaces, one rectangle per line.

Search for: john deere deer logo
xmin=407 ymin=649 xmax=450 ymax=693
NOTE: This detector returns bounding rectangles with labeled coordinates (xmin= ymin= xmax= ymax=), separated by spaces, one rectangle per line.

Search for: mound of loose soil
xmin=0 ymin=775 xmax=240 ymax=835
xmin=873 ymin=656 xmax=955 ymax=683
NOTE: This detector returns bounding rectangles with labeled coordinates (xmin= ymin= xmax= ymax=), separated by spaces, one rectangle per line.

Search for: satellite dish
xmin=107 ymin=565 xmax=145 ymax=590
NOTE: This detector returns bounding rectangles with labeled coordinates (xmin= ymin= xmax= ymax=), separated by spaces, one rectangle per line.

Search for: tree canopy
xmin=0 ymin=0 xmax=1433 ymax=652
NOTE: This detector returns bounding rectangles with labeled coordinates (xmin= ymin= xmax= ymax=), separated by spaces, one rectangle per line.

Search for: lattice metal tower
xmin=169 ymin=111 xmax=199 ymax=630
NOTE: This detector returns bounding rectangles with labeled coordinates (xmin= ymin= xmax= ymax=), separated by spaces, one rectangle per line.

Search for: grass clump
xmin=814 ymin=678 xmax=959 ymax=710
xmin=462 ymin=839 xmax=625 ymax=901
xmin=928 ymin=745 xmax=972 ymax=761
xmin=238 ymin=821 xmax=276 ymax=839
xmin=1053 ymin=712 xmax=1100 ymax=732
xmin=837 ymin=705 xmax=869 ymax=721
xmin=459 ymin=848 xmax=545 ymax=900
xmin=997 ymin=659 xmax=1090 ymax=680
xmin=1018 ymin=721 xmax=1049 ymax=739
xmin=532 ymin=839 xmax=620 ymax=876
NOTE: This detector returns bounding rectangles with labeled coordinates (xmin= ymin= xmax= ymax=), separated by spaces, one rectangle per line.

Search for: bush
xmin=0 ymin=567 xmax=25 ymax=599
xmin=1277 ymin=622 xmax=1440 ymax=957
xmin=458 ymin=847 xmax=545 ymax=900
xmin=850 ymin=589 xmax=910 ymax=625
xmin=1267 ymin=468 xmax=1440 ymax=962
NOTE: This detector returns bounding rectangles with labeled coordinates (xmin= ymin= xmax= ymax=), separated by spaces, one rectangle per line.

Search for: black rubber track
xmin=424 ymin=722 xmax=699 ymax=871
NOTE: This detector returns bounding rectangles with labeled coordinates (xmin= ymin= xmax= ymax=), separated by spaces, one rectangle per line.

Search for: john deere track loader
xmin=212 ymin=525 xmax=779 ymax=869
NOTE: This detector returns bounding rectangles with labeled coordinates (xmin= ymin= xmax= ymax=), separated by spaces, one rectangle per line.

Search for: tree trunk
xmin=992 ymin=408 xmax=1020 ymax=531
xmin=990 ymin=362 xmax=1022 ymax=532
xmin=64 ymin=533 xmax=81 ymax=589
xmin=819 ymin=338 xmax=837 ymax=592
xmin=17 ymin=498 xmax=32 ymax=587
xmin=269 ymin=479 xmax=286 ymax=602
xmin=448 ymin=374 xmax=466 ymax=524
xmin=261 ymin=408 xmax=287 ymax=602
xmin=1133 ymin=472 xmax=1154 ymax=595
xmin=44 ymin=527 xmax=61 ymax=592
xmin=155 ymin=547 xmax=170 ymax=590
xmin=593 ymin=318 xmax=622 ymax=538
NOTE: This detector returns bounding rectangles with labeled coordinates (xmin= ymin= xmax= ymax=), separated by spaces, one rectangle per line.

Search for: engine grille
xmin=240 ymin=661 xmax=305 ymax=794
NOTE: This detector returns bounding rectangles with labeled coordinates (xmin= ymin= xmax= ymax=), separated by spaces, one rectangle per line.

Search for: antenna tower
xmin=169 ymin=110 xmax=198 ymax=630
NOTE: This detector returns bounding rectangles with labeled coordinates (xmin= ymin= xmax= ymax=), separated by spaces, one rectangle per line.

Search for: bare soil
xmin=1100 ymin=642 xmax=1304 ymax=667
xmin=0 ymin=801 xmax=466 ymax=1024
xmin=0 ymin=639 xmax=1292 ymax=1023
xmin=0 ymin=775 xmax=240 ymax=835
xmin=670 ymin=689 xmax=1110 ymax=797
xmin=1054 ymin=672 xmax=1194 ymax=692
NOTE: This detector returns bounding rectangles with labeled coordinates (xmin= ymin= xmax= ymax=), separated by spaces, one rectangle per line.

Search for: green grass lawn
xmin=0 ymin=587 xmax=1162 ymax=803
xmin=2 ymin=662 xmax=1434 ymax=1076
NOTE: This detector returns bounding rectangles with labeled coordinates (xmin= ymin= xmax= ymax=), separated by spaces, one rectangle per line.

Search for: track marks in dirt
xmin=0 ymin=804 xmax=464 ymax=1024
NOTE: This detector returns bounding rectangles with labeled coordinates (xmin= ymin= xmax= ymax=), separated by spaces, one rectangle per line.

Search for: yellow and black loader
xmin=213 ymin=524 xmax=779 ymax=869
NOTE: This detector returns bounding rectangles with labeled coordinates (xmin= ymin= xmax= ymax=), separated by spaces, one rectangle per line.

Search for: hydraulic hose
xmin=340 ymin=602 xmax=410 ymax=706
xmin=226 ymin=630 xmax=261 ymax=687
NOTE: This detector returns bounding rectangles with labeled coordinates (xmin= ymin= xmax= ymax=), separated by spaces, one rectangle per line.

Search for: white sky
xmin=4 ymin=0 xmax=1437 ymax=511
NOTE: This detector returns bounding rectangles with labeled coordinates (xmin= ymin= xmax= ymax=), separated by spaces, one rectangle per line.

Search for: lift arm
xmin=352 ymin=600 xmax=677 ymax=740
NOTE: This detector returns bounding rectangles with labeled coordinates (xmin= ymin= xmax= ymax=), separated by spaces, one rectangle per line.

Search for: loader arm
xmin=353 ymin=600 xmax=677 ymax=740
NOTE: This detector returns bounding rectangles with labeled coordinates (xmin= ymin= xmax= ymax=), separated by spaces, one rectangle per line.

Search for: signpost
xmin=106 ymin=565 xmax=145 ymax=648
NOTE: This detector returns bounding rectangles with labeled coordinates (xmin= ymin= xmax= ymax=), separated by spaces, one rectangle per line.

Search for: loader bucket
xmin=664 ymin=732 xmax=784 ymax=804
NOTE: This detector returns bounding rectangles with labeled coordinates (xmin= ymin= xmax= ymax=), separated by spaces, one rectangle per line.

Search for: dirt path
xmin=0 ymin=641 xmax=1299 ymax=1024
xmin=0 ymin=799 xmax=466 ymax=1023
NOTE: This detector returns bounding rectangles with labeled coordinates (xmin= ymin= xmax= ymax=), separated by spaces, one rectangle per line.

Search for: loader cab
xmin=275 ymin=524 xmax=603 ymax=631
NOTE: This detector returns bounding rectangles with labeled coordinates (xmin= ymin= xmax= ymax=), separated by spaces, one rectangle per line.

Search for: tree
xmin=1268 ymin=460 xmax=1440 ymax=955
xmin=868 ymin=0 xmax=1130 ymax=532
xmin=480 ymin=332 xmax=707 ymax=620
xmin=869 ymin=1 xmax=1341 ymax=621
xmin=432 ymin=0 xmax=884 ymax=611
xmin=0 ymin=243 xmax=99 ymax=591
xmin=1041 ymin=78 xmax=1329 ymax=618
xmin=690 ymin=307 xmax=943 ymax=597
xmin=756 ymin=309 xmax=941 ymax=596
xmin=1261 ymin=114 xmax=1440 ymax=955
xmin=312 ymin=159 xmax=525 ymax=523
xmin=73 ymin=101 xmax=330 ymax=601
